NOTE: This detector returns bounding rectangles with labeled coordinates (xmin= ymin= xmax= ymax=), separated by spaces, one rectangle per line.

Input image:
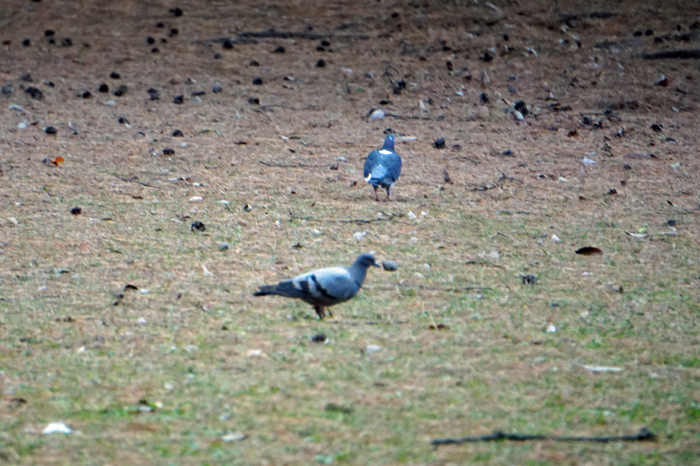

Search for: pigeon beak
xmin=373 ymin=260 xmax=381 ymax=268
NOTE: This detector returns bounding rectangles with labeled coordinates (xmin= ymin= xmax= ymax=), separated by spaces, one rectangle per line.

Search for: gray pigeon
xmin=253 ymin=253 xmax=380 ymax=319
xmin=363 ymin=134 xmax=402 ymax=201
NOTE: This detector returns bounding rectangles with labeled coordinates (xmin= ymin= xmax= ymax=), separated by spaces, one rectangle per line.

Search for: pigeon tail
xmin=254 ymin=281 xmax=304 ymax=299
xmin=365 ymin=164 xmax=389 ymax=187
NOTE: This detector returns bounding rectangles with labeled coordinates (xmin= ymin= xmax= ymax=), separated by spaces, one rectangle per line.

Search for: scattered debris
xmin=575 ymin=246 xmax=603 ymax=256
xmin=43 ymin=422 xmax=72 ymax=435
xmin=190 ymin=221 xmax=206 ymax=232
xmin=382 ymin=260 xmax=398 ymax=271
xmin=582 ymin=365 xmax=623 ymax=373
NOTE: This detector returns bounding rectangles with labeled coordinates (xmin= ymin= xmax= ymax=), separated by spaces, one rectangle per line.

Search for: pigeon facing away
xmin=363 ymin=134 xmax=402 ymax=201
xmin=253 ymin=253 xmax=380 ymax=319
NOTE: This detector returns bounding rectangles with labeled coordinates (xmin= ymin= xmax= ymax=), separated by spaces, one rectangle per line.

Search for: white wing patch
xmin=316 ymin=267 xmax=350 ymax=279
xmin=379 ymin=149 xmax=393 ymax=155
xmin=364 ymin=173 xmax=372 ymax=182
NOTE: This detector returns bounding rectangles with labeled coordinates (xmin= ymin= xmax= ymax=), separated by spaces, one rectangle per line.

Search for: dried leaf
xmin=50 ymin=156 xmax=65 ymax=166
xmin=575 ymin=246 xmax=603 ymax=256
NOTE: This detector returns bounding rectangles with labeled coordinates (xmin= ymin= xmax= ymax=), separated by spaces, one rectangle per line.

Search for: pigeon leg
xmin=386 ymin=185 xmax=392 ymax=201
xmin=314 ymin=304 xmax=326 ymax=320
xmin=373 ymin=186 xmax=380 ymax=202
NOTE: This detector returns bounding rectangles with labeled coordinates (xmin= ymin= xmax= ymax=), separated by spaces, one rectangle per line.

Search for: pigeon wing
xmin=363 ymin=150 xmax=380 ymax=180
xmin=384 ymin=152 xmax=402 ymax=184
xmin=303 ymin=267 xmax=359 ymax=303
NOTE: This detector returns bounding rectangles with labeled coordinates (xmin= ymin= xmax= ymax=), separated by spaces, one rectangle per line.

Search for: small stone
xmin=1 ymin=85 xmax=12 ymax=95
xmin=272 ymin=45 xmax=285 ymax=53
xmin=190 ymin=221 xmax=205 ymax=232
xmin=82 ymin=91 xmax=91 ymax=99
xmin=42 ymin=422 xmax=71 ymax=435
xmin=109 ymin=72 xmax=121 ymax=79
xmin=162 ymin=148 xmax=175 ymax=155
xmin=45 ymin=30 xmax=55 ymax=37
xmin=173 ymin=95 xmax=184 ymax=104
xmin=368 ymin=109 xmax=385 ymax=121
xmin=169 ymin=28 xmax=179 ymax=37
xmin=113 ymin=85 xmax=127 ymax=96
xmin=212 ymin=85 xmax=222 ymax=93
xmin=316 ymin=58 xmax=326 ymax=68
xmin=249 ymin=60 xmax=260 ymax=66
xmin=22 ymin=39 xmax=30 ymax=46
xmin=382 ymin=260 xmax=398 ymax=271
xmin=170 ymin=7 xmax=183 ymax=17
xmin=218 ymin=243 xmax=230 ymax=251
xmin=44 ymin=126 xmax=57 ymax=135
xmin=248 ymin=97 xmax=260 ymax=105
xmin=433 ymin=138 xmax=446 ymax=149
xmin=147 ymin=88 xmax=160 ymax=100
xmin=70 ymin=207 xmax=82 ymax=215
xmin=172 ymin=129 xmax=184 ymax=137
xmin=311 ymin=333 xmax=327 ymax=343
xmin=514 ymin=100 xmax=529 ymax=116
xmin=222 ymin=39 xmax=234 ymax=50
xmin=147 ymin=36 xmax=155 ymax=44
xmin=222 ymin=432 xmax=246 ymax=442
xmin=61 ymin=38 xmax=72 ymax=47
xmin=365 ymin=345 xmax=381 ymax=354
xmin=522 ymin=274 xmax=538 ymax=285
xmin=25 ymin=87 xmax=43 ymax=100
xmin=213 ymin=52 xmax=222 ymax=59
xmin=98 ymin=83 xmax=109 ymax=93
xmin=252 ymin=77 xmax=263 ymax=85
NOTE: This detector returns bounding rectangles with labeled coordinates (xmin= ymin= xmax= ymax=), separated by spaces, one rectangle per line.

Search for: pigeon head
xmin=383 ymin=134 xmax=396 ymax=151
xmin=355 ymin=253 xmax=380 ymax=269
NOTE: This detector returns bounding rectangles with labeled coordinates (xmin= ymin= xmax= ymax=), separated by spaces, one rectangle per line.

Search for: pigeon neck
xmin=349 ymin=261 xmax=369 ymax=286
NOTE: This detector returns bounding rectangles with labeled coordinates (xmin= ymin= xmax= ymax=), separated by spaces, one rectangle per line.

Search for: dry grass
xmin=1 ymin=0 xmax=699 ymax=464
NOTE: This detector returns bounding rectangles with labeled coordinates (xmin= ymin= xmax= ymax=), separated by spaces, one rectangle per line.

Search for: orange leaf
xmin=51 ymin=156 xmax=65 ymax=166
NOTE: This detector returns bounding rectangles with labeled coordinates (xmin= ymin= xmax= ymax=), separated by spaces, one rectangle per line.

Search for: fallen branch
xmin=458 ymin=155 xmax=479 ymax=165
xmin=375 ymin=284 xmax=491 ymax=293
xmin=643 ymin=50 xmax=700 ymax=59
xmin=327 ymin=320 xmax=410 ymax=326
xmin=472 ymin=173 xmax=523 ymax=191
xmin=431 ymin=427 xmax=656 ymax=448
xmin=386 ymin=112 xmax=445 ymax=121
xmin=112 ymin=174 xmax=156 ymax=188
xmin=260 ymin=161 xmax=318 ymax=168
xmin=288 ymin=213 xmax=406 ymax=224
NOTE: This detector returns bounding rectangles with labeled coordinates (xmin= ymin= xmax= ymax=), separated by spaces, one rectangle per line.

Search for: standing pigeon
xmin=253 ymin=253 xmax=380 ymax=319
xmin=363 ymin=134 xmax=402 ymax=201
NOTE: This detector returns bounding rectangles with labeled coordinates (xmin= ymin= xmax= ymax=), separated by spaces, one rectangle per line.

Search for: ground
xmin=1 ymin=0 xmax=699 ymax=464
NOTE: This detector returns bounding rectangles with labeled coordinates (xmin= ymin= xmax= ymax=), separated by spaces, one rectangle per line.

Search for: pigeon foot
xmin=314 ymin=304 xmax=327 ymax=320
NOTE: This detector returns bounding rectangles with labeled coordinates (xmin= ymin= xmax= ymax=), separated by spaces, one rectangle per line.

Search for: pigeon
xmin=253 ymin=253 xmax=380 ymax=319
xmin=363 ymin=134 xmax=402 ymax=201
